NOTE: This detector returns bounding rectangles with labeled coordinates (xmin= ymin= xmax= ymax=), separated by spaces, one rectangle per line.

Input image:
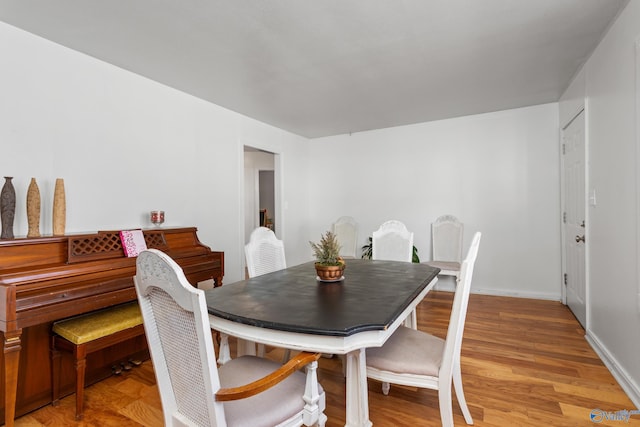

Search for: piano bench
xmin=50 ymin=301 xmax=145 ymax=421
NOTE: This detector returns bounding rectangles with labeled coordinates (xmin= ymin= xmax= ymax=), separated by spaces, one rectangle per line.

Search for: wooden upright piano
xmin=0 ymin=227 xmax=223 ymax=426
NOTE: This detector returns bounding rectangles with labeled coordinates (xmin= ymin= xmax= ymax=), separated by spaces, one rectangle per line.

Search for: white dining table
xmin=205 ymin=259 xmax=439 ymax=427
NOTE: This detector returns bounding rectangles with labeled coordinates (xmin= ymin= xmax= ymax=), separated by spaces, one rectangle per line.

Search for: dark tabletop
xmin=205 ymin=259 xmax=439 ymax=337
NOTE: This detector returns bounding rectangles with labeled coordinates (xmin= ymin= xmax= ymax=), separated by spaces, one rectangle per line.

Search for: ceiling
xmin=0 ymin=0 xmax=629 ymax=138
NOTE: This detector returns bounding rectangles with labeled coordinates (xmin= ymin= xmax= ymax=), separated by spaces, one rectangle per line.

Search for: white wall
xmin=559 ymin=68 xmax=586 ymax=127
xmin=565 ymin=0 xmax=640 ymax=406
xmin=0 ymin=22 xmax=311 ymax=284
xmin=308 ymin=104 xmax=562 ymax=299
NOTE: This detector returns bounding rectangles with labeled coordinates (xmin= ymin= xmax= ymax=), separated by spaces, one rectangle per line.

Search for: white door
xmin=562 ymin=110 xmax=586 ymax=327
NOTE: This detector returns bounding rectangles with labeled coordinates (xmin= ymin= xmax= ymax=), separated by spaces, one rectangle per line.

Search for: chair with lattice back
xmin=371 ymin=220 xmax=418 ymax=328
xmin=424 ymin=215 xmax=464 ymax=279
xmin=331 ymin=216 xmax=358 ymax=259
xmin=134 ymin=249 xmax=326 ymax=427
xmin=244 ymin=227 xmax=289 ymax=360
xmin=372 ymin=220 xmax=414 ymax=263
xmin=245 ymin=227 xmax=287 ymax=278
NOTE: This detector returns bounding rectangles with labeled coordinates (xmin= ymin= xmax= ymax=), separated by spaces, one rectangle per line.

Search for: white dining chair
xmin=134 ymin=249 xmax=326 ymax=427
xmin=245 ymin=227 xmax=287 ymax=278
xmin=372 ymin=220 xmax=414 ymax=263
xmin=244 ymin=227 xmax=290 ymax=360
xmin=331 ymin=216 xmax=358 ymax=259
xmin=372 ymin=220 xmax=417 ymax=327
xmin=366 ymin=232 xmax=481 ymax=427
xmin=424 ymin=215 xmax=464 ymax=279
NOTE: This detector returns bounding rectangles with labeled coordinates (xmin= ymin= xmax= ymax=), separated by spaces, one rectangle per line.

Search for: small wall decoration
xmin=26 ymin=178 xmax=41 ymax=237
xmin=1 ymin=177 xmax=16 ymax=239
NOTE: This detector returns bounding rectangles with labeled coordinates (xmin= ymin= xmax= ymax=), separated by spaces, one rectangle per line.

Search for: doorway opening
xmin=243 ymin=146 xmax=276 ymax=245
xmin=259 ymin=170 xmax=275 ymax=232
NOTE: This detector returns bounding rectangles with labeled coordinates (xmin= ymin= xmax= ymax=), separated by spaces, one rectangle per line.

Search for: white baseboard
xmin=586 ymin=330 xmax=640 ymax=409
xmin=432 ymin=282 xmax=561 ymax=301
xmin=470 ymin=287 xmax=561 ymax=301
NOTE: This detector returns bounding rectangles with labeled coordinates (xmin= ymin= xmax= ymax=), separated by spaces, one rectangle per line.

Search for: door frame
xmin=241 ymin=141 xmax=283 ymax=279
xmin=560 ymin=105 xmax=589 ymax=327
xmin=636 ymin=38 xmax=640 ymax=321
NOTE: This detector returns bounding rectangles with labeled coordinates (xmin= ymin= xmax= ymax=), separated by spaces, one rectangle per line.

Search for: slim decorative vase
xmin=27 ymin=178 xmax=41 ymax=238
xmin=1 ymin=177 xmax=16 ymax=239
xmin=52 ymin=178 xmax=66 ymax=236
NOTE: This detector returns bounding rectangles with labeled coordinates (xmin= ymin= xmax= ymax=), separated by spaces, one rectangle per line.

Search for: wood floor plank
xmin=119 ymin=399 xmax=164 ymax=427
xmin=15 ymin=291 xmax=639 ymax=426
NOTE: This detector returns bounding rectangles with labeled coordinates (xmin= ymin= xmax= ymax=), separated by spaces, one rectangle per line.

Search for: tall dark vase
xmin=1 ymin=176 xmax=16 ymax=239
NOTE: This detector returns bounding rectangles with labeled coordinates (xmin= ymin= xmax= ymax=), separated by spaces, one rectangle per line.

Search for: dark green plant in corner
xmin=309 ymin=231 xmax=344 ymax=266
xmin=361 ymin=237 xmax=373 ymax=260
xmin=361 ymin=236 xmax=420 ymax=263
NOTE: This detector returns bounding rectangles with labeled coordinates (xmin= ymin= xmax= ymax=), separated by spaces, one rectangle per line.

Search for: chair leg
xmin=318 ymin=414 xmax=328 ymax=427
xmin=438 ymin=378 xmax=454 ymax=427
xmin=50 ymin=337 xmax=61 ymax=406
xmin=453 ymin=358 xmax=473 ymax=424
xmin=381 ymin=382 xmax=390 ymax=395
xmin=73 ymin=345 xmax=88 ymax=420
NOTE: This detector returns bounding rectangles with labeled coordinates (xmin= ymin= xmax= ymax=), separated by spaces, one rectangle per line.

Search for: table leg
xmin=236 ymin=339 xmax=257 ymax=357
xmin=344 ymin=348 xmax=372 ymax=427
xmin=403 ymin=309 xmax=418 ymax=329
xmin=217 ymin=333 xmax=231 ymax=365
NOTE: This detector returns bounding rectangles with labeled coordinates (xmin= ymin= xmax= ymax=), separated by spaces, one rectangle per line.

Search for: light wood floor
xmin=16 ymin=291 xmax=639 ymax=426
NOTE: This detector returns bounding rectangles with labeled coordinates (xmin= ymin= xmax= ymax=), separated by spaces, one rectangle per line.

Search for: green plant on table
xmin=309 ymin=231 xmax=344 ymax=266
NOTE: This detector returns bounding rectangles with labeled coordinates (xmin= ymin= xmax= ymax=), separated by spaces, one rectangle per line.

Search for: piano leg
xmin=214 ymin=275 xmax=223 ymax=287
xmin=3 ymin=329 xmax=22 ymax=427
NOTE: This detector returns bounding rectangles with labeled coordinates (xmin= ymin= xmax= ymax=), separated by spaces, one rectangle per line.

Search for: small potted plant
xmin=309 ymin=231 xmax=346 ymax=281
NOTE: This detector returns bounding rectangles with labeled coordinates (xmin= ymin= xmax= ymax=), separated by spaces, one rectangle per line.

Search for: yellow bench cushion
xmin=53 ymin=302 xmax=143 ymax=345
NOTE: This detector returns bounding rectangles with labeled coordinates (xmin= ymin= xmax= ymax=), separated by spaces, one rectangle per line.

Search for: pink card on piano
xmin=120 ymin=229 xmax=148 ymax=257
